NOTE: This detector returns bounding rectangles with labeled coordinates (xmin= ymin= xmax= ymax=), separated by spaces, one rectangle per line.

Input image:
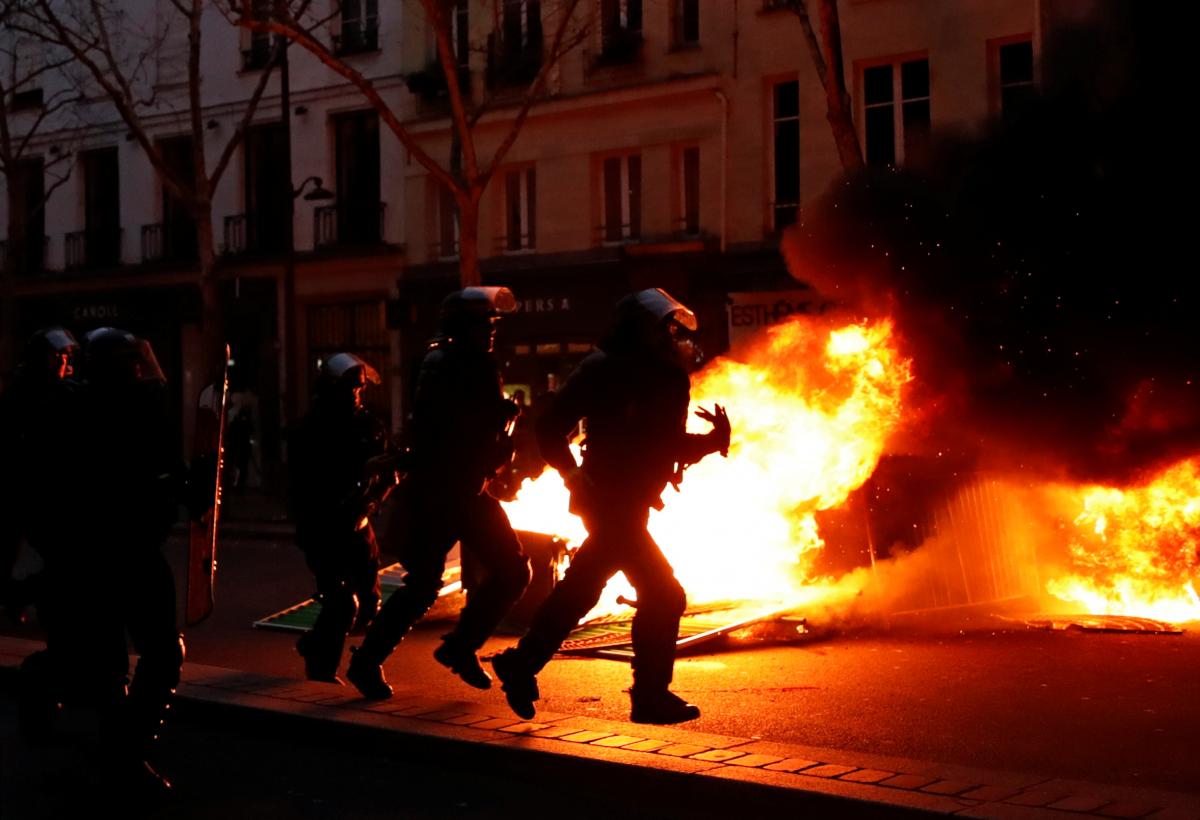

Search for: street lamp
xmin=295 ymin=176 xmax=333 ymax=202
xmin=279 ymin=39 xmax=339 ymax=446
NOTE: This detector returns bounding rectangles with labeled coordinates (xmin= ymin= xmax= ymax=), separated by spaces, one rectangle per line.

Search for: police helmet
xmin=627 ymin=288 xmax=697 ymax=331
xmin=82 ymin=327 xmax=166 ymax=385
xmin=439 ymin=287 xmax=517 ymax=329
xmin=320 ymin=352 xmax=381 ymax=385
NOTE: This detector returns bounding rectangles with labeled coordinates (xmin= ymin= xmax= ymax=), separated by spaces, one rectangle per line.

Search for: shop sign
xmin=513 ymin=296 xmax=572 ymax=314
xmin=727 ymin=290 xmax=817 ymax=348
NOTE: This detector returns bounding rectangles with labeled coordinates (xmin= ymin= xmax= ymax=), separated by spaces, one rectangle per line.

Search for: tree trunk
xmin=195 ymin=208 xmax=225 ymax=384
xmin=814 ymin=0 xmax=863 ymax=172
xmin=458 ymin=194 xmax=481 ymax=287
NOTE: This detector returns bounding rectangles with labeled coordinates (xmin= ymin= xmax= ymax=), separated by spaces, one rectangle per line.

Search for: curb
xmin=2 ymin=636 xmax=1195 ymax=819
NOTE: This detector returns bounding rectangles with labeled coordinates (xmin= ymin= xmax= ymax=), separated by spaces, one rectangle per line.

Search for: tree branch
xmin=238 ymin=5 xmax=464 ymax=196
xmin=481 ymin=0 xmax=583 ymax=188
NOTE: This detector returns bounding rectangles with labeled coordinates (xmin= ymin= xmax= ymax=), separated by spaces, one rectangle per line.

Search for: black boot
xmin=433 ymin=636 xmax=492 ymax=690
xmin=629 ymin=688 xmax=700 ymax=725
xmin=491 ymin=649 xmax=539 ymax=720
xmin=296 ymin=631 xmax=345 ymax=684
xmin=103 ymin=688 xmax=174 ymax=799
xmin=346 ymin=645 xmax=392 ymax=699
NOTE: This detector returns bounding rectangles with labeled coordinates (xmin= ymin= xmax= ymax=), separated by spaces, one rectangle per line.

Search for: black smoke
xmin=785 ymin=4 xmax=1199 ymax=483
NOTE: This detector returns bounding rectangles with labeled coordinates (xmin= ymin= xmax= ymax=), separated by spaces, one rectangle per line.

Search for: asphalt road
xmin=5 ymin=533 xmax=1198 ymax=797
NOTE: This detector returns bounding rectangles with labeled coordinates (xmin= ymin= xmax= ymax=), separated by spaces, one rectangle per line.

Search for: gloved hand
xmin=695 ymin=404 xmax=731 ymax=457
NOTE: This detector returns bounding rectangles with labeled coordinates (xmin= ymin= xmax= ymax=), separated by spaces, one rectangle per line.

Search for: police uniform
xmin=493 ymin=289 xmax=730 ymax=725
xmin=52 ymin=328 xmax=184 ymax=792
xmin=348 ymin=287 xmax=530 ymax=698
xmin=290 ymin=353 xmax=391 ymax=682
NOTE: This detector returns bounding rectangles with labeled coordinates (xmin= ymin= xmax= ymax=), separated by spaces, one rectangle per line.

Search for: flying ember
xmin=502 ymin=316 xmax=913 ymax=611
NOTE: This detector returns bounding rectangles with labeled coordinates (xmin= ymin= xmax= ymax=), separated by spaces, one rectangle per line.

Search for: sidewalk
xmin=1 ymin=636 xmax=1195 ymax=819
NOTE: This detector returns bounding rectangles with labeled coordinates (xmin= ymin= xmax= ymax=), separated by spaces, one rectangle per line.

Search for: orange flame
xmin=502 ymin=316 xmax=912 ymax=611
xmin=1044 ymin=458 xmax=1200 ymax=622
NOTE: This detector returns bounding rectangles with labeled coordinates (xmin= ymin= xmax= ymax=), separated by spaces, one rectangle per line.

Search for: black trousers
xmin=361 ymin=479 xmax=529 ymax=661
xmin=514 ymin=504 xmax=686 ymax=693
xmin=298 ymin=523 xmax=380 ymax=676
xmin=31 ymin=543 xmax=183 ymax=752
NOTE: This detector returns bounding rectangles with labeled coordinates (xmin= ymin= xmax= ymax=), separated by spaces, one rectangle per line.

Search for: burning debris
xmin=1038 ymin=459 xmax=1200 ymax=622
xmin=503 ymin=315 xmax=912 ymax=625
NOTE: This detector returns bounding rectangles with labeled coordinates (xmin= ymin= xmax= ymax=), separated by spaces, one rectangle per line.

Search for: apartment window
xmin=10 ymin=39 xmax=44 ymax=111
xmin=772 ymin=79 xmax=800 ymax=230
xmin=244 ymin=123 xmax=289 ymax=253
xmin=8 ymin=158 xmax=45 ymax=274
xmin=437 ymin=185 xmax=459 ymax=259
xmin=10 ymin=88 xmax=43 ymax=112
xmin=678 ymin=146 xmax=700 ymax=236
xmin=600 ymin=0 xmax=642 ymax=61
xmin=492 ymin=0 xmax=543 ymax=85
xmin=600 ymin=153 xmax=641 ymax=243
xmin=336 ymin=0 xmax=379 ymax=55
xmin=83 ymin=148 xmax=121 ymax=266
xmin=504 ymin=167 xmax=536 ymax=251
xmin=452 ymin=0 xmax=469 ymax=71
xmin=863 ymin=57 xmax=930 ymax=167
xmin=997 ymin=40 xmax=1034 ymax=122
xmin=242 ymin=0 xmax=273 ymax=71
xmin=334 ymin=110 xmax=382 ymax=244
xmin=672 ymin=0 xmax=699 ymax=47
xmin=159 ymin=136 xmax=198 ymax=261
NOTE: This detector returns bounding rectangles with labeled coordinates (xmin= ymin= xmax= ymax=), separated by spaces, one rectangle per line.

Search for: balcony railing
xmin=142 ymin=222 xmax=198 ymax=264
xmin=141 ymin=223 xmax=163 ymax=262
xmin=0 ymin=235 xmax=49 ymax=275
xmin=431 ymin=238 xmax=460 ymax=260
xmin=224 ymin=212 xmax=289 ymax=256
xmin=593 ymin=222 xmax=640 ymax=245
xmin=333 ymin=22 xmax=378 ymax=56
xmin=407 ymin=61 xmax=472 ymax=112
xmin=65 ymin=228 xmax=123 ymax=269
xmin=224 ymin=214 xmax=250 ymax=256
xmin=314 ymin=201 xmax=386 ymax=248
xmin=493 ymin=232 xmax=535 ymax=254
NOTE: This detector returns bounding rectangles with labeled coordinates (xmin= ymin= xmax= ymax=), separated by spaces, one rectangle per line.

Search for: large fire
xmin=1043 ymin=458 xmax=1200 ymax=623
xmin=502 ymin=316 xmax=912 ymax=612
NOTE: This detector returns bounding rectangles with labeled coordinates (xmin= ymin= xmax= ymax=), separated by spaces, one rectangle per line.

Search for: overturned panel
xmin=559 ymin=600 xmax=799 ymax=659
xmin=253 ymin=563 xmax=463 ymax=633
xmin=1007 ymin=613 xmax=1185 ymax=634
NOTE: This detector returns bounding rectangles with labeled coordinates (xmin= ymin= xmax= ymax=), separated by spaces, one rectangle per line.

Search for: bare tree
xmin=0 ymin=0 xmax=82 ymax=382
xmin=15 ymin=0 xmax=291 ymax=380
xmin=786 ymin=0 xmax=863 ymax=172
xmin=240 ymin=0 xmax=588 ymax=287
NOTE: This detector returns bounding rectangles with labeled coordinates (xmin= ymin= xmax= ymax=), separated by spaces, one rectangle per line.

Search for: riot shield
xmin=186 ymin=345 xmax=230 ymax=626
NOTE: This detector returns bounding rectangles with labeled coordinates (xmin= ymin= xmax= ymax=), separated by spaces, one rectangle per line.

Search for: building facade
xmin=1 ymin=0 xmax=1041 ymax=484
xmin=395 ymin=0 xmax=1036 ymax=402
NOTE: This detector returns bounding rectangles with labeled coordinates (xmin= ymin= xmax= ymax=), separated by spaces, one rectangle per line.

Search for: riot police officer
xmin=0 ymin=327 xmax=78 ymax=623
xmin=492 ymin=288 xmax=730 ymax=725
xmin=50 ymin=327 xmax=185 ymax=793
xmin=347 ymin=287 xmax=531 ymax=698
xmin=289 ymin=353 xmax=394 ymax=682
